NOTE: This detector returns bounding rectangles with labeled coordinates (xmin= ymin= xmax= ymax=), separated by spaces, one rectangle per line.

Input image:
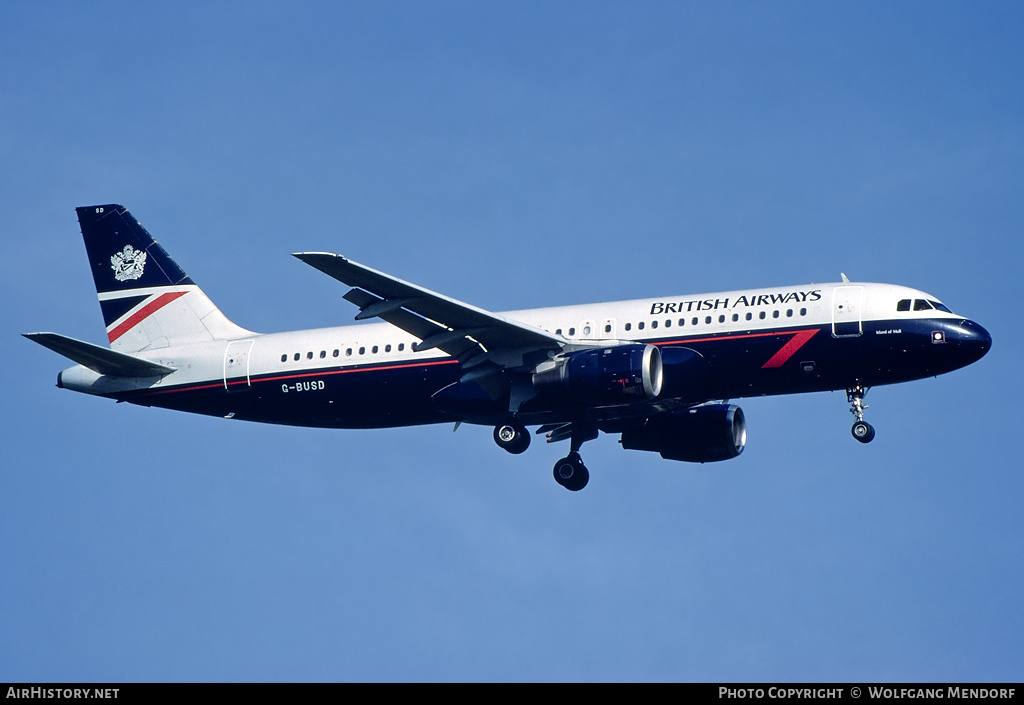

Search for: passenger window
xmin=385 ymin=344 xmax=392 ymax=353
xmin=773 ymin=311 xmax=780 ymax=319
xmin=333 ymin=349 xmax=339 ymax=357
xmin=759 ymin=312 xmax=766 ymax=320
xmin=745 ymin=312 xmax=752 ymax=321
xmin=359 ymin=347 xmax=365 ymax=355
xmin=320 ymin=350 xmax=326 ymax=359
xmin=705 ymin=316 xmax=712 ymax=324
xmin=800 ymin=308 xmax=806 ymax=316
xmin=897 ymin=299 xmax=911 ymax=312
xmin=718 ymin=315 xmax=725 ymax=323
xmin=651 ymin=321 xmax=658 ymax=329
xmin=786 ymin=309 xmax=793 ymax=317
xmin=281 ymin=354 xmax=287 ymax=363
xmin=637 ymin=322 xmax=644 ymax=330
xmin=679 ymin=319 xmax=685 ymax=327
xmin=732 ymin=314 xmax=739 ymax=322
xmin=604 ymin=324 xmax=612 ymax=333
xmin=691 ymin=317 xmax=698 ymax=326
xmin=398 ymin=343 xmax=405 ymax=351
xmin=294 ymin=353 xmax=300 ymax=361
xmin=665 ymin=319 xmax=671 ymax=328
xmin=569 ymin=328 xmax=576 ymax=336
xmin=372 ymin=345 xmax=378 ymax=354
xmin=306 ymin=352 xmax=313 ymax=360
xmin=346 ymin=348 xmax=352 ymax=356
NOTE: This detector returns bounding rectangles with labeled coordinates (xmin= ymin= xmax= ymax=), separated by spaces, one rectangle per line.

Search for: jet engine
xmin=532 ymin=343 xmax=663 ymax=404
xmin=619 ymin=404 xmax=746 ymax=462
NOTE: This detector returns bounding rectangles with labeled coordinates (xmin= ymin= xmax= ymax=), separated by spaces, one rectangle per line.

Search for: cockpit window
xmin=898 ymin=298 xmax=952 ymax=313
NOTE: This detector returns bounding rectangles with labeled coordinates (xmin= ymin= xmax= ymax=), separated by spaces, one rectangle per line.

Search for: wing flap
xmin=341 ymin=287 xmax=483 ymax=359
xmin=294 ymin=252 xmax=564 ymax=360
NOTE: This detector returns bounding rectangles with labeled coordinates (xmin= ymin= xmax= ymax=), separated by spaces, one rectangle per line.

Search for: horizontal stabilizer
xmin=23 ymin=333 xmax=176 ymax=377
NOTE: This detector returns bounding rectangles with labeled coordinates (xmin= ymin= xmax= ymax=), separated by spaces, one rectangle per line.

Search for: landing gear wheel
xmin=846 ymin=384 xmax=875 ymax=444
xmin=553 ymin=452 xmax=589 ymax=491
xmin=851 ymin=421 xmax=876 ymax=443
xmin=494 ymin=423 xmax=530 ymax=454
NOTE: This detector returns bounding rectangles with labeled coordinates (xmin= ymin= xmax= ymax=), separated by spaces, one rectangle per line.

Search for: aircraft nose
xmin=954 ymin=319 xmax=992 ymax=363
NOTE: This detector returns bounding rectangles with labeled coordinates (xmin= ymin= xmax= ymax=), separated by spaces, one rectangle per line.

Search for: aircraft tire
xmin=553 ymin=453 xmax=589 ymax=491
xmin=852 ymin=421 xmax=876 ymax=444
xmin=494 ymin=423 xmax=530 ymax=454
xmin=566 ymin=465 xmax=589 ymax=491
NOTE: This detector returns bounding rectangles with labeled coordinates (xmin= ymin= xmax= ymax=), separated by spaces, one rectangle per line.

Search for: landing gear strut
xmin=494 ymin=419 xmax=596 ymax=491
xmin=551 ymin=423 xmax=597 ymax=491
xmin=846 ymin=384 xmax=875 ymax=443
xmin=553 ymin=452 xmax=589 ymax=492
xmin=493 ymin=421 xmax=530 ymax=454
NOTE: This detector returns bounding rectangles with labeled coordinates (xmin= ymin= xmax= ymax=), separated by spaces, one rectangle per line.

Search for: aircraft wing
xmin=293 ymin=252 xmax=565 ymax=368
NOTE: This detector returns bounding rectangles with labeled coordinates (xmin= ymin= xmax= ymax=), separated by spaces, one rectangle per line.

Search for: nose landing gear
xmin=847 ymin=384 xmax=875 ymax=443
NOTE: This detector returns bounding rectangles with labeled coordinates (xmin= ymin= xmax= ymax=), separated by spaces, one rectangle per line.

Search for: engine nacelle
xmin=619 ymin=404 xmax=746 ymax=462
xmin=533 ymin=343 xmax=663 ymax=404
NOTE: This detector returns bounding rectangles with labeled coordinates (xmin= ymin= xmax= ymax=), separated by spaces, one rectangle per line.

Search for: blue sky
xmin=2 ymin=1 xmax=1022 ymax=681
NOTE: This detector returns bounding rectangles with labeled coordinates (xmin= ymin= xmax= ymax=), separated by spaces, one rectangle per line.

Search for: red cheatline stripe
xmin=147 ymin=358 xmax=459 ymax=395
xmin=107 ymin=291 xmax=189 ymax=343
xmin=655 ymin=329 xmax=812 ymax=347
xmin=655 ymin=328 xmax=821 ymax=368
xmin=142 ymin=327 xmax=822 ymax=396
xmin=760 ymin=328 xmax=819 ymax=368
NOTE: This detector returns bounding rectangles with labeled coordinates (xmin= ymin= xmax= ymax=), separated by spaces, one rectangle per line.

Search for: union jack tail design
xmin=77 ymin=205 xmax=252 ymax=353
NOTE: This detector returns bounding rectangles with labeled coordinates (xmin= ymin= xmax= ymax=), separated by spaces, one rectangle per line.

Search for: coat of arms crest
xmin=111 ymin=245 xmax=147 ymax=282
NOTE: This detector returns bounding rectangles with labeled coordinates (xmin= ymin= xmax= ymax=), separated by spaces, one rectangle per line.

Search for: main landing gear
xmin=491 ymin=420 xmax=594 ymax=491
xmin=550 ymin=423 xmax=596 ymax=492
xmin=493 ymin=422 xmax=530 ymax=454
xmin=552 ymin=452 xmax=589 ymax=492
xmin=846 ymin=384 xmax=876 ymax=443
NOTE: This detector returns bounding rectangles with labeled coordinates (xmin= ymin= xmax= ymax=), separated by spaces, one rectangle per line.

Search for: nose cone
xmin=955 ymin=319 xmax=992 ymax=365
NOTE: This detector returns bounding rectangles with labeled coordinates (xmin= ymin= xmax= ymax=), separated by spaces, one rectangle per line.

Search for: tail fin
xmin=77 ymin=205 xmax=253 ymax=352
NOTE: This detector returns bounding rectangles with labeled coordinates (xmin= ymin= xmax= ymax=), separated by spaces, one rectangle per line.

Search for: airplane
xmin=25 ymin=205 xmax=992 ymax=491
